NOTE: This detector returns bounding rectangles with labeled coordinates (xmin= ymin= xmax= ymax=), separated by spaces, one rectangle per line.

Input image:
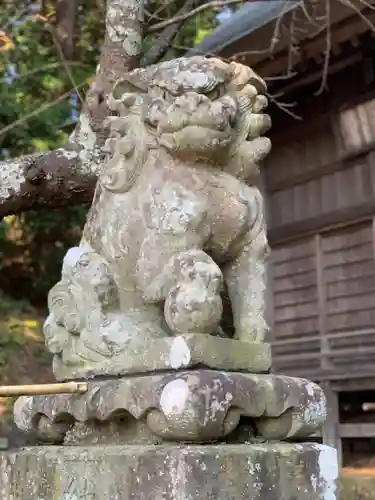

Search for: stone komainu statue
xmin=11 ymin=58 xmax=334 ymax=498
xmin=44 ymin=56 xmax=272 ymax=380
xmin=13 ymin=57 xmax=329 ymax=468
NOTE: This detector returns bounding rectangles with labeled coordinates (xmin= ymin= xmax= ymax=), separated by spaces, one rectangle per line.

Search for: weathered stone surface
xmin=14 ymin=371 xmax=326 ymax=444
xmin=43 ymin=56 xmax=272 ymax=380
xmin=52 ymin=334 xmax=271 ymax=380
xmin=0 ymin=443 xmax=338 ymax=499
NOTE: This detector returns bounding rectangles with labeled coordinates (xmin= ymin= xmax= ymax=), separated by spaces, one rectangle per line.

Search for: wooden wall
xmin=265 ymin=88 xmax=375 ymax=382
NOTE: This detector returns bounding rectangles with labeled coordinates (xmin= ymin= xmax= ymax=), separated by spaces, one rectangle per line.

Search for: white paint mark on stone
xmin=160 ymin=379 xmax=189 ymax=416
xmin=169 ymin=337 xmax=191 ymax=369
xmin=305 ymin=381 xmax=316 ymax=397
xmin=315 ymin=444 xmax=339 ymax=500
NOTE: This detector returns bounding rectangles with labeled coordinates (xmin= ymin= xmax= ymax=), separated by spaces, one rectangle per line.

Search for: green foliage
xmin=0 ymin=289 xmax=52 ymax=429
xmin=0 ymin=290 xmax=43 ymax=368
xmin=21 ymin=206 xmax=87 ymax=301
xmin=0 ymin=1 xmax=101 ymax=159
xmin=0 ymin=28 xmax=65 ymax=155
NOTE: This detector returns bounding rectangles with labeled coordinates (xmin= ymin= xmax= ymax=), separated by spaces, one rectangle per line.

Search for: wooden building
xmin=193 ymin=0 xmax=375 ymax=465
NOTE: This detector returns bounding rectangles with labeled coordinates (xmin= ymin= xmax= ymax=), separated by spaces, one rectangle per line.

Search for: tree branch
xmin=55 ymin=0 xmax=78 ymax=60
xmin=146 ymin=0 xmax=241 ymax=33
xmin=141 ymin=0 xmax=200 ymax=67
xmin=0 ymin=149 xmax=96 ymax=218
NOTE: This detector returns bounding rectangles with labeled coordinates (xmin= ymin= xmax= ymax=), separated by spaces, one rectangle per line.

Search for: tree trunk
xmin=56 ymin=0 xmax=78 ymax=60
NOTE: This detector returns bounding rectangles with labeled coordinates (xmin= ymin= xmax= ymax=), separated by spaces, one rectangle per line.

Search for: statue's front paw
xmin=164 ymin=283 xmax=222 ymax=335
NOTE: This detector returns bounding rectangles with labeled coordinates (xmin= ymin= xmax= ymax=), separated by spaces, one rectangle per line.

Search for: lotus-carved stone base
xmin=14 ymin=370 xmax=326 ymax=445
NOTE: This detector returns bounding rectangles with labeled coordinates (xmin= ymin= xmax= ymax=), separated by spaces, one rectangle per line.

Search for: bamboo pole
xmin=0 ymin=381 xmax=88 ymax=397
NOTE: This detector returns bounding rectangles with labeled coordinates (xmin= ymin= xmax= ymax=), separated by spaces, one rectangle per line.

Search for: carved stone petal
xmin=14 ymin=371 xmax=326 ymax=443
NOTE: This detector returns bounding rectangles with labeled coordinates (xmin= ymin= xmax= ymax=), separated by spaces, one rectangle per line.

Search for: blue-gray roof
xmin=188 ymin=1 xmax=300 ymax=56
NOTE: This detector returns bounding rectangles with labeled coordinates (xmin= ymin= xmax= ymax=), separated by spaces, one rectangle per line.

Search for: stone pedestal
xmin=0 ymin=443 xmax=338 ymax=500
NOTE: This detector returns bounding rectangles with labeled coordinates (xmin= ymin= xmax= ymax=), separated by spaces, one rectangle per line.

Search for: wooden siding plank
xmin=269 ymin=160 xmax=374 ymax=233
xmin=270 ymin=220 xmax=375 ymax=381
xmin=316 ymin=234 xmax=330 ymax=370
xmin=340 ymin=423 xmax=375 ymax=438
xmin=269 ymin=204 xmax=375 ymax=245
xmin=321 ymin=383 xmax=342 ymax=467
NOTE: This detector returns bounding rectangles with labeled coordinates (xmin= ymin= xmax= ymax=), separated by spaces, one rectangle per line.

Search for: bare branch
xmin=314 ymin=0 xmax=331 ymax=95
xmin=230 ymin=0 xmax=291 ymax=61
xmin=266 ymin=92 xmax=302 ymax=120
xmin=168 ymin=40 xmax=230 ymax=59
xmin=141 ymin=0 xmax=199 ymax=67
xmin=300 ymin=1 xmax=321 ymax=28
xmin=264 ymin=72 xmax=297 ymax=82
xmin=147 ymin=0 xmax=242 ymax=33
xmin=337 ymin=0 xmax=375 ymax=31
xmin=356 ymin=0 xmax=375 ymax=11
xmin=146 ymin=0 xmax=181 ymax=23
